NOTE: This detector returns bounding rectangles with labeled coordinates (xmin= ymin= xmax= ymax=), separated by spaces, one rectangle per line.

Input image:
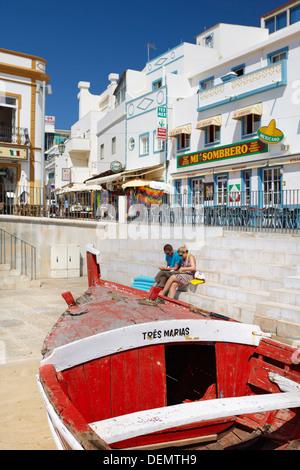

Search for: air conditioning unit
xmin=281 ymin=144 xmax=290 ymax=151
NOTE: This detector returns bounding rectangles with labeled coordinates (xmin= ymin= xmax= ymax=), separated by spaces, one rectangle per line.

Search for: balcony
xmin=66 ymin=137 xmax=91 ymax=156
xmin=0 ymin=125 xmax=30 ymax=146
xmin=197 ymin=61 xmax=287 ymax=112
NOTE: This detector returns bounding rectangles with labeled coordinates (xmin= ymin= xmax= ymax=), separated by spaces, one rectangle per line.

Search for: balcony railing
xmin=0 ymin=125 xmax=30 ymax=146
xmin=197 ymin=61 xmax=286 ymax=112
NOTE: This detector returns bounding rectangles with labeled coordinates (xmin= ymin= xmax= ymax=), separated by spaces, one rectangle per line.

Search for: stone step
xmin=201 ymin=246 xmax=300 ymax=265
xmin=0 ymin=274 xmax=40 ymax=289
xmin=176 ymin=290 xmax=256 ymax=325
xmin=271 ymin=288 xmax=300 ymax=306
xmin=195 ymin=281 xmax=269 ymax=306
xmin=102 ymin=249 xmax=296 ymax=281
xmin=204 ymin=269 xmax=283 ymax=292
xmin=256 ymin=300 xmax=300 ymax=324
xmin=102 ymin=255 xmax=287 ymax=300
xmin=0 ymin=264 xmax=11 ymax=278
xmin=0 ymin=264 xmax=41 ymax=289
xmin=284 ymin=276 xmax=300 ymax=290
xmin=206 ymin=233 xmax=300 ymax=252
xmin=199 ymin=257 xmax=296 ymax=278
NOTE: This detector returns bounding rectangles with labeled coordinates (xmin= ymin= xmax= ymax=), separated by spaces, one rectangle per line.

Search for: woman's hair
xmin=178 ymin=245 xmax=188 ymax=253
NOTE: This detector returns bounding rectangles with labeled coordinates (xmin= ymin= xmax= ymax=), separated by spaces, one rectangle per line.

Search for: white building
xmin=67 ymin=0 xmax=300 ymax=221
xmin=169 ymin=2 xmax=300 ymax=211
xmin=0 ymin=47 xmax=50 ymax=205
xmin=65 ymin=76 xmax=120 ymax=186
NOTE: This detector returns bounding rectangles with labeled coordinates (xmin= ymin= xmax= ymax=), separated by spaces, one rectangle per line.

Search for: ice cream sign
xmin=258 ymin=119 xmax=284 ymax=144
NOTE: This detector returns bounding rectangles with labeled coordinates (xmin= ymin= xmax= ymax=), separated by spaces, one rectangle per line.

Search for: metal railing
xmin=0 ymin=184 xmax=119 ymax=220
xmin=0 ymin=125 xmax=30 ymax=145
xmin=0 ymin=228 xmax=36 ymax=280
xmin=1 ymin=184 xmax=300 ymax=233
xmin=130 ymin=189 xmax=300 ymax=233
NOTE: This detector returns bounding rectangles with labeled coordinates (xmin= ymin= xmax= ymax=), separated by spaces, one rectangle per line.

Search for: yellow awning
xmin=196 ymin=115 xmax=222 ymax=130
xmin=232 ymin=103 xmax=263 ymax=120
xmin=169 ymin=124 xmax=192 ymax=137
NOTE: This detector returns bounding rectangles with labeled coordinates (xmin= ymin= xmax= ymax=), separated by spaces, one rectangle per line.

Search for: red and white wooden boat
xmin=37 ymin=245 xmax=300 ymax=450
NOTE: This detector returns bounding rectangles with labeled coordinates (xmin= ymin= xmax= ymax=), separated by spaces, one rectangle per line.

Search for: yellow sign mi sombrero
xmin=258 ymin=119 xmax=284 ymax=144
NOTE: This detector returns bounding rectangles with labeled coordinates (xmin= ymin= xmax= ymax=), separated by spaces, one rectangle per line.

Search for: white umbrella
xmin=18 ymin=170 xmax=30 ymax=203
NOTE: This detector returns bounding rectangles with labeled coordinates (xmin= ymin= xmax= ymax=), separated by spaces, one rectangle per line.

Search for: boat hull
xmin=37 ymin=247 xmax=300 ymax=450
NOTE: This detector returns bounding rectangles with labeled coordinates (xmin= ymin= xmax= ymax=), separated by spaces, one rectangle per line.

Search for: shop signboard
xmin=111 ymin=161 xmax=122 ymax=173
xmin=229 ymin=184 xmax=241 ymax=202
xmin=0 ymin=146 xmax=28 ymax=160
xmin=258 ymin=119 xmax=284 ymax=144
xmin=62 ymin=168 xmax=71 ymax=181
xmin=157 ymin=106 xmax=167 ymax=140
xmin=177 ymin=139 xmax=268 ymax=169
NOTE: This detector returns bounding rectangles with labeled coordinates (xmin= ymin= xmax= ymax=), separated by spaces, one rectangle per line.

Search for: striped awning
xmin=169 ymin=124 xmax=192 ymax=137
xmin=196 ymin=115 xmax=222 ymax=130
xmin=232 ymin=103 xmax=263 ymax=120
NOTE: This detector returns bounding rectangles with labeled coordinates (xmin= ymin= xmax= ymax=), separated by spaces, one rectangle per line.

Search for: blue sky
xmin=1 ymin=0 xmax=287 ymax=130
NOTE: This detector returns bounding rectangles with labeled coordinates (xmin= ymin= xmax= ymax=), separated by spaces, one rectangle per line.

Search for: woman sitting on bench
xmin=159 ymin=245 xmax=196 ymax=299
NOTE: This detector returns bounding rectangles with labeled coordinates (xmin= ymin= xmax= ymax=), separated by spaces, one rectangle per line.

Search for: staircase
xmin=98 ymin=231 xmax=300 ymax=340
xmin=0 ymin=228 xmax=39 ymax=289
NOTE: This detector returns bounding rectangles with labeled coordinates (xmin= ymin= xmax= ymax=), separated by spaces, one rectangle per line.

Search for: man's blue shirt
xmin=165 ymin=250 xmax=182 ymax=268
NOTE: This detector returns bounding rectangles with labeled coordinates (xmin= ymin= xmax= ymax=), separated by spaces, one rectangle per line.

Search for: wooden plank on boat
xmin=216 ymin=343 xmax=255 ymax=398
xmin=84 ymin=356 xmax=112 ymax=421
xmin=125 ymin=434 xmax=218 ymax=451
xmin=41 ymin=319 xmax=270 ymax=372
xmin=89 ymin=392 xmax=300 ymax=445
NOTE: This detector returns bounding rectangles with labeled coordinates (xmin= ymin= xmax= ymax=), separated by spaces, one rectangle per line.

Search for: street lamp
xmin=58 ymin=142 xmax=65 ymax=155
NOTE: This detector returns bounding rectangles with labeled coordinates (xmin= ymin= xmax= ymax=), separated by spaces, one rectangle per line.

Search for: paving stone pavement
xmin=0 ymin=277 xmax=89 ymax=364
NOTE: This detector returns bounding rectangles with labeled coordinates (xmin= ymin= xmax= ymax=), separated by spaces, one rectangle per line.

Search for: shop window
xmin=177 ymin=133 xmax=190 ymax=151
xmin=242 ymin=114 xmax=260 ymax=137
xmin=216 ymin=175 xmax=227 ymax=205
xmin=204 ymin=182 xmax=214 ymax=202
xmin=175 ymin=180 xmax=181 ymax=204
xmin=205 ymin=125 xmax=220 ymax=145
xmin=139 ymin=133 xmax=149 ymax=156
xmin=242 ymin=170 xmax=251 ymax=205
xmin=191 ymin=178 xmax=203 ymax=205
xmin=263 ymin=168 xmax=281 ymax=207
xmin=0 ymin=166 xmax=18 ymax=197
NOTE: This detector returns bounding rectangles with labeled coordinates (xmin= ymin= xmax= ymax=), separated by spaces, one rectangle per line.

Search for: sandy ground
xmin=0 ymin=277 xmax=88 ymax=450
xmin=0 ymin=360 xmax=56 ymax=450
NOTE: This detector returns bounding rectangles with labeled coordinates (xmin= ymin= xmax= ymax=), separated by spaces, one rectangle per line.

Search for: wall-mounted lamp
xmin=58 ymin=142 xmax=66 ymax=155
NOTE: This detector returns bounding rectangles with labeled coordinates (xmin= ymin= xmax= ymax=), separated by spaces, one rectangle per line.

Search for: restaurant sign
xmin=0 ymin=146 xmax=28 ymax=161
xmin=177 ymin=139 xmax=268 ymax=169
